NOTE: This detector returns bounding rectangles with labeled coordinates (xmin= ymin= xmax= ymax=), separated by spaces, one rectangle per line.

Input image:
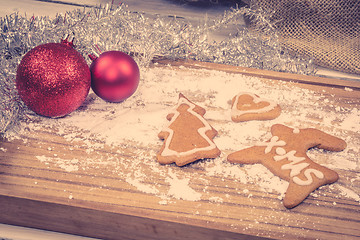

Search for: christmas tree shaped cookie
xmin=157 ymin=93 xmax=221 ymax=166
xmin=227 ymin=124 xmax=347 ymax=208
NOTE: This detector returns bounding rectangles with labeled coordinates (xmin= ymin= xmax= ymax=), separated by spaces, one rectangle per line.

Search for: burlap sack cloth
xmin=246 ymin=0 xmax=360 ymax=74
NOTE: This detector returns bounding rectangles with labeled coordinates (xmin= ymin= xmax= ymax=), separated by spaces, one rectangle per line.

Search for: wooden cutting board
xmin=1 ymin=59 xmax=359 ymax=240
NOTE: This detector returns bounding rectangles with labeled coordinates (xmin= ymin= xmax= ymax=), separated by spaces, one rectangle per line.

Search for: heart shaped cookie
xmin=231 ymin=92 xmax=281 ymax=122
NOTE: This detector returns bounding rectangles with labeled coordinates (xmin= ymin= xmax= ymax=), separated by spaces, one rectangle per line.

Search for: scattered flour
xmin=339 ymin=108 xmax=360 ymax=131
xmin=166 ymin=169 xmax=202 ymax=201
xmin=336 ymin=185 xmax=360 ymax=203
xmin=8 ymin=66 xmax=360 ymax=205
xmin=209 ymin=196 xmax=224 ymax=203
xmin=36 ymin=155 xmax=79 ymax=172
xmin=126 ymin=176 xmax=159 ymax=195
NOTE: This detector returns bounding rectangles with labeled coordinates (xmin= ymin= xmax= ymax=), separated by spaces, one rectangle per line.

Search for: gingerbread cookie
xmin=231 ymin=92 xmax=281 ymax=122
xmin=227 ymin=124 xmax=346 ymax=208
xmin=157 ymin=93 xmax=221 ymax=166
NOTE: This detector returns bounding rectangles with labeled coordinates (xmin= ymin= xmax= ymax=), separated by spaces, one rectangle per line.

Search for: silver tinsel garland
xmin=0 ymin=3 xmax=314 ymax=135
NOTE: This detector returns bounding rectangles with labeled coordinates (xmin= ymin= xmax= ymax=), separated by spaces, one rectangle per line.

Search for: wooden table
xmin=1 ymin=59 xmax=359 ymax=240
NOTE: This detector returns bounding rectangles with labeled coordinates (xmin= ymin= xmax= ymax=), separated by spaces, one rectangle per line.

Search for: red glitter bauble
xmin=90 ymin=51 xmax=140 ymax=102
xmin=16 ymin=40 xmax=91 ymax=117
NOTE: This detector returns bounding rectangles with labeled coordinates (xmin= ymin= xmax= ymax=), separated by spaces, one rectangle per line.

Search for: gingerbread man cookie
xmin=157 ymin=93 xmax=221 ymax=166
xmin=231 ymin=92 xmax=281 ymax=122
xmin=227 ymin=124 xmax=346 ymax=208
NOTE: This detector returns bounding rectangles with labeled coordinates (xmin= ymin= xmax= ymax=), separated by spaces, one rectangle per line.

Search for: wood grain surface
xmin=153 ymin=58 xmax=360 ymax=90
xmin=0 ymin=60 xmax=359 ymax=240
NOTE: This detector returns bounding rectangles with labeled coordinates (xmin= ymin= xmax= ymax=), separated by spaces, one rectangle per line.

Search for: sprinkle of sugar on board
xmin=2 ymin=65 xmax=359 ymax=239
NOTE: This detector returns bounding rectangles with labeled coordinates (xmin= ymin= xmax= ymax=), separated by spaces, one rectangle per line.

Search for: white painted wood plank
xmin=0 ymin=224 xmax=99 ymax=240
xmin=0 ymin=0 xmax=236 ymax=22
xmin=0 ymin=0 xmax=84 ymax=17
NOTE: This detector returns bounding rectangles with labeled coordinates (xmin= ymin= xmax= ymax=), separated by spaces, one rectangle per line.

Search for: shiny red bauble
xmin=90 ymin=51 xmax=140 ymax=102
xmin=16 ymin=40 xmax=91 ymax=117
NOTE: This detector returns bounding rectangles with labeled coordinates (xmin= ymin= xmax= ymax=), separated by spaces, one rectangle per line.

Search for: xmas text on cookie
xmin=227 ymin=124 xmax=346 ymax=208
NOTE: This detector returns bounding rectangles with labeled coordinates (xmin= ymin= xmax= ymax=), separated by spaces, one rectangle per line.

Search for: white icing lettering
xmin=275 ymin=147 xmax=286 ymax=156
xmin=282 ymin=162 xmax=310 ymax=177
xmin=293 ymin=169 xmax=324 ymax=185
xmin=271 ymin=144 xmax=324 ymax=186
xmin=256 ymin=136 xmax=286 ymax=154
xmin=273 ymin=150 xmax=305 ymax=162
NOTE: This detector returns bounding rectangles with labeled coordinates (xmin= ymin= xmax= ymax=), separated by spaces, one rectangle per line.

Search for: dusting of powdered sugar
xmin=8 ymin=65 xmax=360 ymax=205
xmin=336 ymin=185 xmax=360 ymax=203
xmin=166 ymin=169 xmax=202 ymax=201
xmin=36 ymin=155 xmax=80 ymax=172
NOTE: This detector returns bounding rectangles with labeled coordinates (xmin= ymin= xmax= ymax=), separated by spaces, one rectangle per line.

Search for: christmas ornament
xmin=16 ymin=38 xmax=91 ymax=117
xmin=89 ymin=51 xmax=140 ymax=102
